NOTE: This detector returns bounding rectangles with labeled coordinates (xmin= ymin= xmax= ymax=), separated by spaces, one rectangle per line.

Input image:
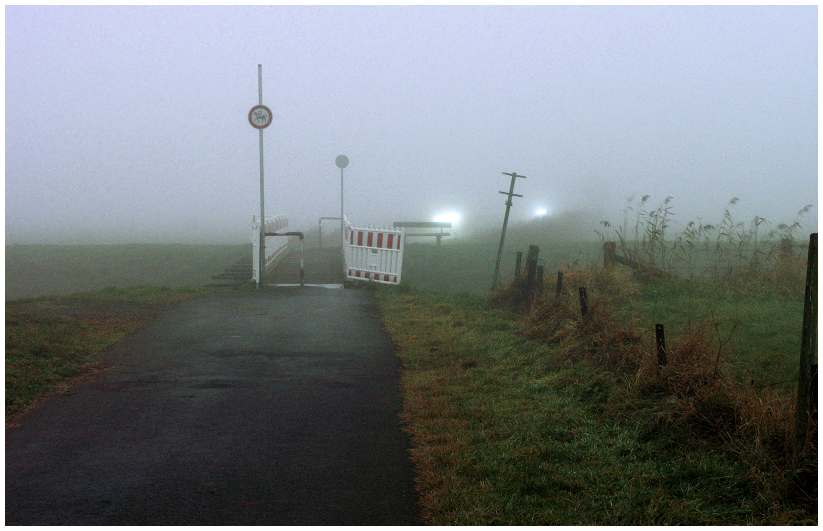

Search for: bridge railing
xmin=343 ymin=217 xmax=405 ymax=285
xmin=252 ymin=214 xmax=290 ymax=283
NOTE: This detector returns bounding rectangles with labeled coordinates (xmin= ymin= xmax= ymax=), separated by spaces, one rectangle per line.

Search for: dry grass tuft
xmin=487 ymin=276 xmax=532 ymax=313
xmin=519 ymin=266 xmax=645 ymax=371
xmin=555 ymin=266 xmax=641 ymax=304
xmin=659 ymin=324 xmax=728 ymax=397
xmin=488 ymin=264 xmax=641 ymax=315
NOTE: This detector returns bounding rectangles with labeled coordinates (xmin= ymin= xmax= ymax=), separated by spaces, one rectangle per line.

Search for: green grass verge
xmin=5 ymin=285 xmax=215 ymax=423
xmin=379 ymin=288 xmax=816 ymax=525
xmin=617 ymin=278 xmax=805 ymax=386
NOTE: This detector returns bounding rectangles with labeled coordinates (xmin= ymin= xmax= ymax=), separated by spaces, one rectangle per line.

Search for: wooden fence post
xmin=514 ymin=251 xmax=522 ymax=280
xmin=604 ymin=241 xmax=616 ymax=268
xmin=535 ymin=265 xmax=544 ymax=300
xmin=655 ymin=324 xmax=667 ymax=369
xmin=525 ymin=245 xmax=539 ymax=310
xmin=578 ymin=287 xmax=589 ymax=316
xmin=525 ymin=246 xmax=539 ymax=285
xmin=555 ymin=271 xmax=564 ymax=299
xmin=795 ymin=233 xmax=817 ymax=456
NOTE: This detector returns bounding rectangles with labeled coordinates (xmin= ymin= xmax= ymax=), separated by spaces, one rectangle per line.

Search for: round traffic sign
xmin=248 ymin=105 xmax=273 ymax=129
xmin=335 ymin=155 xmax=349 ymax=169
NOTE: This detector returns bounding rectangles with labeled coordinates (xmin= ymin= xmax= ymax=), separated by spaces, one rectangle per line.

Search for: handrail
xmin=266 ymin=231 xmax=305 ymax=286
xmin=252 ymin=214 xmax=290 ymax=287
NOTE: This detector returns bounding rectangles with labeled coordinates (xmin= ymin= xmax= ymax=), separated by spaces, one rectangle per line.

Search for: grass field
xmin=4 ymin=226 xmax=816 ymax=523
xmin=5 ymin=243 xmax=250 ymax=300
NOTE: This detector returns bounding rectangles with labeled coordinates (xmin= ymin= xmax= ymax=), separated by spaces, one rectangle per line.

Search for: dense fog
xmin=5 ymin=6 xmax=817 ymax=245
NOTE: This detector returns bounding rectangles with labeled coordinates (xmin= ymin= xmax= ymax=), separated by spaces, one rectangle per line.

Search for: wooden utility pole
xmin=491 ymin=171 xmax=526 ymax=291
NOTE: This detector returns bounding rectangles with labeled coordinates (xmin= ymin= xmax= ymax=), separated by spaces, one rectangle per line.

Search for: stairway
xmin=209 ymin=257 xmax=253 ymax=286
xmin=209 ymin=247 xmax=345 ymax=287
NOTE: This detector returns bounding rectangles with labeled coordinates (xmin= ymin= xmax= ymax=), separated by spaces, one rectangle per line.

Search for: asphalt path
xmin=5 ymin=287 xmax=422 ymax=525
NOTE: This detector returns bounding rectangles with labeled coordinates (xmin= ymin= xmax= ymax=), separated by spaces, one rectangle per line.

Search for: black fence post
xmin=655 ymin=324 xmax=667 ymax=369
xmin=525 ymin=246 xmax=539 ymax=286
xmin=556 ymin=271 xmax=564 ymax=299
xmin=578 ymin=287 xmax=589 ymax=316
xmin=525 ymin=245 xmax=540 ymax=310
xmin=535 ymin=265 xmax=544 ymax=300
xmin=514 ymin=251 xmax=522 ymax=280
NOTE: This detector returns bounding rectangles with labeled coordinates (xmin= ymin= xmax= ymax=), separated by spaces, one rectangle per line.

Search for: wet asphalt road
xmin=5 ymin=287 xmax=421 ymax=525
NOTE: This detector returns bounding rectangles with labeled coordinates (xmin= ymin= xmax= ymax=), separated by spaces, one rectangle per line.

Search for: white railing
xmin=343 ymin=217 xmax=405 ymax=285
xmin=252 ymin=214 xmax=289 ymax=283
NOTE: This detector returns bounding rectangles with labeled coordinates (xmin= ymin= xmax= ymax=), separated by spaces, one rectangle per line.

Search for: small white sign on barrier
xmin=252 ymin=214 xmax=289 ymax=284
xmin=344 ymin=219 xmax=405 ymax=285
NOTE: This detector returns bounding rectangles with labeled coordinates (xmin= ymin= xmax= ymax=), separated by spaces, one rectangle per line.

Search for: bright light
xmin=433 ymin=212 xmax=460 ymax=225
xmin=534 ymin=207 xmax=550 ymax=218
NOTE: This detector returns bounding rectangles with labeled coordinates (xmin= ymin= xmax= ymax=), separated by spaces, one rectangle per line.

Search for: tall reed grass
xmin=597 ymin=196 xmax=813 ymax=294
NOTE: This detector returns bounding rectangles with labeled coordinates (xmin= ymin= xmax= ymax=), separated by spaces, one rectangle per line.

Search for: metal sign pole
xmin=335 ymin=155 xmax=349 ymax=282
xmin=247 ymin=68 xmax=273 ymax=290
xmin=335 ymin=155 xmax=349 ymax=244
xmin=491 ymin=171 xmax=526 ymax=291
xmin=257 ymin=64 xmax=266 ymax=289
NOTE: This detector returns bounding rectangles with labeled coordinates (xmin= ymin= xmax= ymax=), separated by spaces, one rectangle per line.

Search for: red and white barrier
xmin=343 ymin=218 xmax=405 ymax=285
xmin=252 ymin=214 xmax=289 ymax=283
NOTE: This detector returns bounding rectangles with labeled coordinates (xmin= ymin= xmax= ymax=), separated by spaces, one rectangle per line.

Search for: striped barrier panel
xmin=252 ymin=214 xmax=290 ymax=283
xmin=343 ymin=220 xmax=405 ymax=285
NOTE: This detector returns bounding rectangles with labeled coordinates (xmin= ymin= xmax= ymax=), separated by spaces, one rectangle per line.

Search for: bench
xmin=393 ymin=221 xmax=452 ymax=246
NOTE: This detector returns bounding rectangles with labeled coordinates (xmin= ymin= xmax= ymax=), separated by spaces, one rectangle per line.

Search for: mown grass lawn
xmin=378 ymin=287 xmax=816 ymax=525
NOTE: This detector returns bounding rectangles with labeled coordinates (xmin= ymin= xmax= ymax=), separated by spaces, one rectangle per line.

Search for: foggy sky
xmin=5 ymin=5 xmax=818 ymax=244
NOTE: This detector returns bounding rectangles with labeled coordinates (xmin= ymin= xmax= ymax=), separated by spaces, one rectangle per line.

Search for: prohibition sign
xmin=248 ymin=105 xmax=273 ymax=129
